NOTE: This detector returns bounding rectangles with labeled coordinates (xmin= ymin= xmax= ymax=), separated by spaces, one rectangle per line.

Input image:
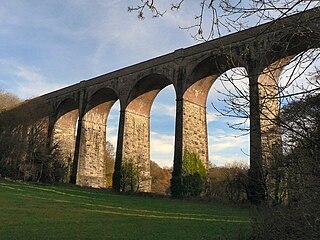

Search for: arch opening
xmin=262 ymin=48 xmax=320 ymax=203
xmin=120 ymin=73 xmax=175 ymax=192
xmin=105 ymin=100 xmax=120 ymax=188
xmin=77 ymin=87 xmax=119 ymax=188
xmin=205 ymin=67 xmax=250 ymax=201
xmin=52 ymin=98 xmax=79 ymax=182
xmin=150 ymin=85 xmax=175 ymax=194
xmin=180 ymin=61 xmax=250 ymax=200
xmin=206 ymin=67 xmax=250 ymax=168
xmin=183 ymin=54 xmax=246 ymax=168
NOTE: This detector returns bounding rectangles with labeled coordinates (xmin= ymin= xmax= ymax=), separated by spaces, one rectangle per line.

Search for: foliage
xmin=0 ymin=92 xmax=68 ymax=183
xmin=0 ymin=179 xmax=251 ymax=240
xmin=120 ymin=161 xmax=141 ymax=192
xmin=170 ymin=174 xmax=183 ymax=198
xmin=105 ymin=141 xmax=115 ymax=188
xmin=181 ymin=149 xmax=206 ymax=197
xmin=252 ymin=203 xmax=320 ymax=240
xmin=0 ymin=117 xmax=67 ymax=183
xmin=251 ymin=93 xmax=320 ymax=239
xmin=208 ymin=162 xmax=248 ymax=202
xmin=150 ymin=160 xmax=171 ymax=194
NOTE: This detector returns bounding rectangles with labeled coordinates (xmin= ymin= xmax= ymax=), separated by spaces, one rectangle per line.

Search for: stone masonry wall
xmin=52 ymin=110 xmax=77 ymax=172
xmin=122 ymin=110 xmax=151 ymax=192
xmin=258 ymin=62 xmax=285 ymax=165
xmin=182 ymin=100 xmax=209 ymax=168
xmin=77 ymin=106 xmax=108 ymax=188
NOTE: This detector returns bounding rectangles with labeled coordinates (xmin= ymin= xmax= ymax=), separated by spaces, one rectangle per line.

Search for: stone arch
xmin=52 ymin=98 xmax=79 ymax=182
xmin=118 ymin=73 xmax=175 ymax=192
xmin=184 ymin=54 xmax=241 ymax=101
xmin=55 ymin=98 xmax=78 ymax=122
xmin=126 ymin=73 xmax=174 ymax=114
xmin=269 ymin=31 xmax=319 ymax=62
xmin=182 ymin=54 xmax=246 ymax=166
xmin=246 ymin=43 xmax=319 ymax=201
xmin=86 ymin=87 xmax=119 ymax=111
xmin=77 ymin=87 xmax=119 ymax=188
xmin=256 ymin=47 xmax=319 ymax=200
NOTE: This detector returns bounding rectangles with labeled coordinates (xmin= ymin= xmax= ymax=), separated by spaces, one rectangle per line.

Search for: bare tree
xmin=0 ymin=89 xmax=21 ymax=112
xmin=0 ymin=94 xmax=67 ymax=183
xmin=129 ymin=1 xmax=320 ymax=203
xmin=129 ymin=1 xmax=319 ymax=41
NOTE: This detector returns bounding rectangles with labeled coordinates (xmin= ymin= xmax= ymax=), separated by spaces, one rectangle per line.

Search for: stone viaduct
xmin=2 ymin=8 xmax=319 ymax=199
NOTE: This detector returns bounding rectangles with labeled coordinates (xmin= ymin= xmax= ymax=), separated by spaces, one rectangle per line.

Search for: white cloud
xmin=106 ymin=126 xmax=117 ymax=134
xmin=207 ymin=112 xmax=218 ymax=122
xmin=150 ymin=131 xmax=175 ymax=167
xmin=208 ymin=131 xmax=249 ymax=166
xmin=106 ymin=135 xmax=118 ymax=151
xmin=151 ymin=103 xmax=176 ymax=118
xmin=209 ymin=154 xmax=249 ymax=167
xmin=16 ymin=66 xmax=46 ymax=84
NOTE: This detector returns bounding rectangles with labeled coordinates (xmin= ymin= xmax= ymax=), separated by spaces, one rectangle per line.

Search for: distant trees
xmin=0 ymin=90 xmax=67 ymax=182
xmin=0 ymin=89 xmax=21 ymax=112
xmin=150 ymin=160 xmax=171 ymax=194
xmin=208 ymin=162 xmax=248 ymax=202
xmin=105 ymin=141 xmax=115 ymax=188
xmin=0 ymin=117 xmax=67 ymax=183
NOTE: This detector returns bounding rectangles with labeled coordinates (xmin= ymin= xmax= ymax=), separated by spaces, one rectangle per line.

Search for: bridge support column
xmin=113 ymin=86 xmax=164 ymax=192
xmin=182 ymin=100 xmax=209 ymax=166
xmin=77 ymin=103 xmax=111 ymax=188
xmin=258 ymin=58 xmax=291 ymax=202
xmin=172 ymin=75 xmax=214 ymax=197
xmin=171 ymin=98 xmax=183 ymax=197
xmin=120 ymin=110 xmax=151 ymax=192
xmin=247 ymin=58 xmax=290 ymax=203
xmin=171 ymin=98 xmax=209 ymax=197
xmin=113 ymin=109 xmax=151 ymax=192
xmin=113 ymin=110 xmax=125 ymax=191
xmin=248 ymin=72 xmax=266 ymax=203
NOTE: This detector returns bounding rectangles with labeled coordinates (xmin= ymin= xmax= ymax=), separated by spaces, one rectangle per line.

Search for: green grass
xmin=0 ymin=179 xmax=251 ymax=239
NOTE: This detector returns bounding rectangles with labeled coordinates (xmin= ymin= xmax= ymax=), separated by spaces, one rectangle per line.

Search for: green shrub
xmin=120 ymin=161 xmax=140 ymax=192
xmin=182 ymin=149 xmax=206 ymax=197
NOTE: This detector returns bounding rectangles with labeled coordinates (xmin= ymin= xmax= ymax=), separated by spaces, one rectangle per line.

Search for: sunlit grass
xmin=0 ymin=179 xmax=251 ymax=239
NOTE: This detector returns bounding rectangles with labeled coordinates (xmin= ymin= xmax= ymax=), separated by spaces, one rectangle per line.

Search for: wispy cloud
xmin=0 ymin=59 xmax=64 ymax=99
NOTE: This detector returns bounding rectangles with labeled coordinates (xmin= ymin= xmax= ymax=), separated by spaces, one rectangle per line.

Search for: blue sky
xmin=0 ymin=1 xmax=253 ymax=167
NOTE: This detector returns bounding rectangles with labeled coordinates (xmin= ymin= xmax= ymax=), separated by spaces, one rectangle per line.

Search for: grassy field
xmin=0 ymin=179 xmax=251 ymax=240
